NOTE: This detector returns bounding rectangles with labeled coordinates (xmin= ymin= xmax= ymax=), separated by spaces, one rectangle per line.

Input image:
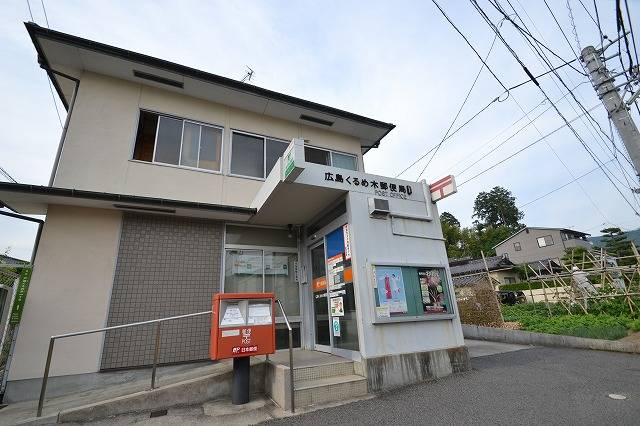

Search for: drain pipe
xmin=40 ymin=67 xmax=80 ymax=187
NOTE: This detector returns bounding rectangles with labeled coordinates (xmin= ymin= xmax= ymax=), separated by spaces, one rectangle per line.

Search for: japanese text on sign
xmin=324 ymin=172 xmax=413 ymax=200
xmin=232 ymin=346 xmax=258 ymax=354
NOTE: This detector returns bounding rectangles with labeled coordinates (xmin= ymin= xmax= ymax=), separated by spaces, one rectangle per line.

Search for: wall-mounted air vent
xmin=133 ymin=70 xmax=184 ymax=88
xmin=368 ymin=197 xmax=390 ymax=218
xmin=300 ymin=114 xmax=334 ymax=127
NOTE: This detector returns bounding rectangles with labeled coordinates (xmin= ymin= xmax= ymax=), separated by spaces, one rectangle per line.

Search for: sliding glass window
xmin=133 ymin=110 xmax=223 ymax=172
xmin=230 ymin=131 xmax=289 ymax=179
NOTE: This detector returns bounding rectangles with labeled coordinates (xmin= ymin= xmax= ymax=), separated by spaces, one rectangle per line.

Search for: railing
xmin=275 ymin=299 xmax=295 ymax=413
xmin=36 ymin=310 xmax=212 ymax=417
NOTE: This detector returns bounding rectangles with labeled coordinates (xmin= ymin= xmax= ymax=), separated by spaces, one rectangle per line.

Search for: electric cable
xmin=473 ymin=0 xmax=640 ymax=216
xmin=458 ymin=104 xmax=601 ymax=187
xmin=518 ymin=160 xmax=613 ymax=208
xmin=414 ymin=21 xmax=503 ymax=181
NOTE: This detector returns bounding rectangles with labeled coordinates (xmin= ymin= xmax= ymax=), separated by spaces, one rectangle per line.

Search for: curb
xmin=462 ymin=324 xmax=640 ymax=354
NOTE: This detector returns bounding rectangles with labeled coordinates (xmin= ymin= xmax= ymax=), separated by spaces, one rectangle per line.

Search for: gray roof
xmin=0 ymin=254 xmax=28 ymax=265
xmin=452 ymin=274 xmax=491 ymax=287
xmin=449 ymin=256 xmax=515 ymax=276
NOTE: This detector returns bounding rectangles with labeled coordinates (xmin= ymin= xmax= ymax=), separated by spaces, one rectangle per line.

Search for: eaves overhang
xmin=25 ymin=22 xmax=395 ymax=154
xmin=0 ymin=182 xmax=255 ymax=222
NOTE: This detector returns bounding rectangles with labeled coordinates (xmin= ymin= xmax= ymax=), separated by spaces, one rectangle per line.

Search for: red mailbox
xmin=210 ymin=293 xmax=276 ymax=360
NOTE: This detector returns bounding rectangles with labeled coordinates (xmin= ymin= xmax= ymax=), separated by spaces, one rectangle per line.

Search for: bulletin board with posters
xmin=371 ymin=263 xmax=454 ymax=323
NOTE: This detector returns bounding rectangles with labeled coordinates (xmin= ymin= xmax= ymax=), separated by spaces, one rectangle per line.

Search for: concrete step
xmin=293 ymin=375 xmax=368 ymax=408
xmin=292 ymin=360 xmax=354 ymax=383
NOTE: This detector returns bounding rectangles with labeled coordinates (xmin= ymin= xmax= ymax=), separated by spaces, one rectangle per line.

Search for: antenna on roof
xmin=241 ymin=66 xmax=254 ymax=83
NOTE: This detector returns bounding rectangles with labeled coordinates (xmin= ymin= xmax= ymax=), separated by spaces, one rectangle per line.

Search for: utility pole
xmin=581 ymin=45 xmax=640 ymax=180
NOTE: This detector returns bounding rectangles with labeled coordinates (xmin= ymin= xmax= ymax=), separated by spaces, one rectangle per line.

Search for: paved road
xmin=265 ymin=347 xmax=639 ymax=426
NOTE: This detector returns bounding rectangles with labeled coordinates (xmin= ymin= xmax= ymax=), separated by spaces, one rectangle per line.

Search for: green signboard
xmin=284 ymin=151 xmax=295 ymax=179
xmin=9 ymin=268 xmax=32 ymax=325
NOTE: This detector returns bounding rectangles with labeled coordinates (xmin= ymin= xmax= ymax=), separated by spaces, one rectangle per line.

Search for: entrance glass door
xmin=310 ymin=243 xmax=330 ymax=347
xmin=309 ymin=225 xmax=360 ymax=354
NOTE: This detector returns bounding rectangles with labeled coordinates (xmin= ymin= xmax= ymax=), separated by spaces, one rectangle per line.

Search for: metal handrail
xmin=36 ymin=310 xmax=212 ymax=417
xmin=275 ymin=299 xmax=295 ymax=413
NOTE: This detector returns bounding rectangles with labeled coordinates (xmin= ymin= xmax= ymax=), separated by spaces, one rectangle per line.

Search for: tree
xmin=472 ymin=186 xmax=524 ymax=230
xmin=440 ymin=212 xmax=464 ymax=259
xmin=600 ymin=227 xmax=635 ymax=265
xmin=440 ymin=212 xmax=460 ymax=228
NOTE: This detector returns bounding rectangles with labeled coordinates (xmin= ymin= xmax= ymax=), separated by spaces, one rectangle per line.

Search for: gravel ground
xmin=264 ymin=347 xmax=640 ymax=426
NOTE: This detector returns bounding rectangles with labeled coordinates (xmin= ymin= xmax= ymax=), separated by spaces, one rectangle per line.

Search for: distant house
xmin=449 ymin=255 xmax=520 ymax=288
xmin=493 ymin=227 xmax=592 ymax=265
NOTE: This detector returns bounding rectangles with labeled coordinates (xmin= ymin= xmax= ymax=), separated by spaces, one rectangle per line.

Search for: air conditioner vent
xmin=368 ymin=197 xmax=390 ymax=218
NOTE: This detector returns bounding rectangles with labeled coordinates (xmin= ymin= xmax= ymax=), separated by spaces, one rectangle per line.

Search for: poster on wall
xmin=343 ymin=224 xmax=352 ymax=260
xmin=417 ymin=267 xmax=448 ymax=314
xmin=375 ymin=266 xmax=408 ymax=313
xmin=330 ymin=296 xmax=345 ymax=316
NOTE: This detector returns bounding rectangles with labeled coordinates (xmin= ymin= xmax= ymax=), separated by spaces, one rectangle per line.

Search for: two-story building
xmin=493 ymin=227 xmax=592 ymax=265
xmin=0 ymin=24 xmax=468 ymax=403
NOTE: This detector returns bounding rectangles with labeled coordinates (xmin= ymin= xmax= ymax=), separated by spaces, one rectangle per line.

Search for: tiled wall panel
xmin=100 ymin=213 xmax=221 ymax=370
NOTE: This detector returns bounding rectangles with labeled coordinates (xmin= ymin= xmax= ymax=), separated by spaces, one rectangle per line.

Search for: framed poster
xmin=374 ymin=266 xmax=408 ymax=314
xmin=418 ymin=267 xmax=449 ymax=314
xmin=330 ymin=296 xmax=345 ymax=316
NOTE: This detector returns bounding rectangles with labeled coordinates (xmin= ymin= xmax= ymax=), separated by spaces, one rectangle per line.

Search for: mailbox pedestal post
xmin=232 ymin=356 xmax=251 ymax=405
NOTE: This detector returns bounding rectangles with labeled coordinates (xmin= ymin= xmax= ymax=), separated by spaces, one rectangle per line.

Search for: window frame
xmin=229 ymin=129 xmax=290 ymax=180
xmin=222 ymin=244 xmax=300 ymax=324
xmin=369 ymin=262 xmax=456 ymax=324
xmin=537 ymin=235 xmax=554 ymax=248
xmin=304 ymin=144 xmax=359 ymax=171
xmin=133 ymin=109 xmax=224 ymax=174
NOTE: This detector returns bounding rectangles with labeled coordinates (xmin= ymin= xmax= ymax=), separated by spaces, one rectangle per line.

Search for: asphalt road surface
xmin=265 ymin=347 xmax=639 ymax=426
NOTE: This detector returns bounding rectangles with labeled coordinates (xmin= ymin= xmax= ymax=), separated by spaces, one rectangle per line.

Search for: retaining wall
xmin=462 ymin=324 xmax=640 ymax=354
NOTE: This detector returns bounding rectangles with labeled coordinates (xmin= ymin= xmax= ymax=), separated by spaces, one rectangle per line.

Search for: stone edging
xmin=462 ymin=324 xmax=640 ymax=354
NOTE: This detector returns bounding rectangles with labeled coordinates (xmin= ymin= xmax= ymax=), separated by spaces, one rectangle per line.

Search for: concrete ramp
xmin=1 ymin=358 xmax=265 ymax=425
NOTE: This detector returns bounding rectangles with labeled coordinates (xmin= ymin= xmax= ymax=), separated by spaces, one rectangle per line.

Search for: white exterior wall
xmin=346 ymin=192 xmax=465 ymax=359
xmin=8 ymin=205 xmax=122 ymax=380
xmin=53 ymin=72 xmax=365 ymax=206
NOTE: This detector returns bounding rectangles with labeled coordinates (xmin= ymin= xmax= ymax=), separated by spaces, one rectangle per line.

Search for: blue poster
xmin=375 ymin=266 xmax=408 ymax=313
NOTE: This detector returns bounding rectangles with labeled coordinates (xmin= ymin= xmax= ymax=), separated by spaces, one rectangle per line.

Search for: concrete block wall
xmin=100 ymin=213 xmax=222 ymax=370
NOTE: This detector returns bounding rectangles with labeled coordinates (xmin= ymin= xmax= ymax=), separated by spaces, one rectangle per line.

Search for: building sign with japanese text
xmin=323 ymin=171 xmax=414 ymax=200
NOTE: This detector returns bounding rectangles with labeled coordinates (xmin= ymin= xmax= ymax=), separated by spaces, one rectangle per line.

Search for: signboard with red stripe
xmin=429 ymin=175 xmax=457 ymax=202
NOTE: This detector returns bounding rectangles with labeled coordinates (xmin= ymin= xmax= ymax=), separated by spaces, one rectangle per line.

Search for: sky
xmin=2 ymin=0 xmax=640 ymax=260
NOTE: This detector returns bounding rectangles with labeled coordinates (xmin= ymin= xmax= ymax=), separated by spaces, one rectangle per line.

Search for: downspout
xmin=41 ymin=67 xmax=80 ymax=187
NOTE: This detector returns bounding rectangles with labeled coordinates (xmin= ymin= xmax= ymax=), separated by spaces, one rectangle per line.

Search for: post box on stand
xmin=210 ymin=293 xmax=276 ymax=404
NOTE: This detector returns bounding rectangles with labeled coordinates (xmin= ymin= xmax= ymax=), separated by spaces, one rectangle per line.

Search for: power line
xmin=415 ymin=23 xmax=503 ymax=181
xmin=40 ymin=0 xmax=49 ymax=27
xmin=458 ymin=104 xmax=600 ymax=187
xmin=455 ymin=82 xmax=585 ymax=177
xmin=505 ymin=0 xmax=640 ymax=196
xmin=474 ymin=0 xmax=640 ymax=216
xmin=518 ymin=160 xmax=612 ymax=208
xmin=37 ymin=0 xmax=63 ymax=129
xmin=25 ymin=0 xmax=33 ymax=21
xmin=0 ymin=166 xmax=17 ymax=183
xmin=624 ymin=0 xmax=640 ymax=73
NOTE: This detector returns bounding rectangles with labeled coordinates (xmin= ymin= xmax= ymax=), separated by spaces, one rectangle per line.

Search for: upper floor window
xmin=133 ymin=111 xmax=223 ymax=172
xmin=537 ymin=235 xmax=554 ymax=248
xmin=304 ymin=146 xmax=358 ymax=171
xmin=513 ymin=242 xmax=521 ymax=251
xmin=230 ymin=131 xmax=289 ymax=179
